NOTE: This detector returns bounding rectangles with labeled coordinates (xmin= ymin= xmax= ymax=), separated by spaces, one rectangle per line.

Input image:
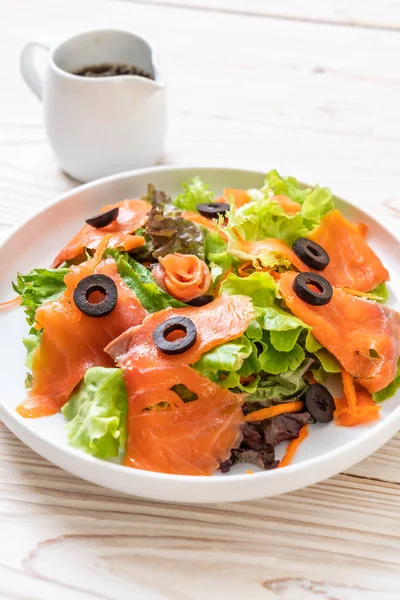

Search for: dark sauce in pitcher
xmin=73 ymin=63 xmax=154 ymax=79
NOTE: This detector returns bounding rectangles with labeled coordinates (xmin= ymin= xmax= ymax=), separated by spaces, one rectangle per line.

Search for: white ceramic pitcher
xmin=20 ymin=29 xmax=167 ymax=182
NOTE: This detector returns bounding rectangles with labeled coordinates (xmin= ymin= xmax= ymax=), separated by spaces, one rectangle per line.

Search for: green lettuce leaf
xmin=173 ymin=177 xmax=214 ymax=211
xmin=204 ymin=231 xmax=237 ymax=282
xmin=262 ymin=169 xmax=312 ymax=204
xmin=305 ymin=332 xmax=341 ymax=376
xmin=246 ymin=359 xmax=312 ymax=406
xmin=258 ymin=334 xmax=305 ymax=375
xmin=301 ymin=186 xmax=335 ymax=227
xmin=146 ymin=206 xmax=206 ymax=260
xmin=367 ymin=282 xmax=389 ymax=304
xmin=127 ymin=227 xmax=154 ymax=262
xmin=13 ymin=267 xmax=68 ymax=327
xmin=62 ymin=367 xmax=127 ymax=459
xmin=373 ymin=361 xmax=400 ymax=403
xmin=194 ymin=336 xmax=253 ymax=373
xmin=226 ymin=194 xmax=308 ymax=247
xmin=23 ymin=334 xmax=41 ymax=370
xmin=106 ymin=249 xmax=185 ymax=312
xmin=220 ymin=271 xmax=277 ymax=307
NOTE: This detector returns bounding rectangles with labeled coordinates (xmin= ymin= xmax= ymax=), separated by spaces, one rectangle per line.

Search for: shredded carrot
xmin=238 ymin=261 xmax=253 ymax=278
xmin=240 ymin=374 xmax=255 ymax=384
xmin=306 ymin=371 xmax=317 ymax=385
xmin=278 ymin=425 xmax=309 ymax=468
xmin=245 ymin=400 xmax=304 ymax=423
xmin=0 ymin=296 xmax=20 ymax=310
xmin=341 ymin=368 xmax=357 ymax=417
xmin=334 ymin=386 xmax=380 ymax=427
xmin=245 ymin=469 xmax=255 ymax=475
xmin=342 ymin=287 xmax=373 ymax=299
xmin=213 ymin=268 xmax=233 ymax=297
xmin=91 ymin=234 xmax=112 ymax=268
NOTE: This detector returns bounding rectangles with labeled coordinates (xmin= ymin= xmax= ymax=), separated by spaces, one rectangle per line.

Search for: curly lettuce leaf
xmin=367 ymin=282 xmax=389 ymax=304
xmin=194 ymin=336 xmax=253 ymax=374
xmin=205 ymin=231 xmax=237 ymax=282
xmin=305 ymin=332 xmax=341 ymax=380
xmin=220 ymin=271 xmax=277 ymax=308
xmin=196 ymin=271 xmax=309 ymax=384
xmin=258 ymin=334 xmax=305 ymax=375
xmin=127 ymin=227 xmax=154 ymax=262
xmin=262 ymin=169 xmax=312 ymax=205
xmin=146 ymin=206 xmax=206 ymax=260
xmin=23 ymin=334 xmax=41 ymax=370
xmin=106 ymin=249 xmax=185 ymax=312
xmin=226 ymin=195 xmax=308 ymax=247
xmin=173 ymin=177 xmax=214 ymax=211
xmin=246 ymin=359 xmax=312 ymax=406
xmin=228 ymin=170 xmax=333 ymax=250
xmin=62 ymin=367 xmax=127 ymax=459
xmin=13 ymin=267 xmax=68 ymax=327
xmin=373 ymin=361 xmax=400 ymax=403
xmin=263 ymin=170 xmax=334 ymax=221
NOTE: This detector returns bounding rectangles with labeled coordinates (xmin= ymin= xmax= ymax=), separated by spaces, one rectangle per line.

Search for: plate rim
xmin=1 ymin=164 xmax=399 ymax=502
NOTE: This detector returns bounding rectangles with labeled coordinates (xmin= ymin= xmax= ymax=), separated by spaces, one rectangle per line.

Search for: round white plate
xmin=0 ymin=166 xmax=399 ymax=504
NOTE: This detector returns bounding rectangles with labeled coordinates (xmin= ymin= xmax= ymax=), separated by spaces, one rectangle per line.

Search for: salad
xmin=4 ymin=170 xmax=400 ymax=476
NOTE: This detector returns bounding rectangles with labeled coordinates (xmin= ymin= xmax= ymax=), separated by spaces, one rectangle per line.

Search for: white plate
xmin=0 ymin=166 xmax=399 ymax=504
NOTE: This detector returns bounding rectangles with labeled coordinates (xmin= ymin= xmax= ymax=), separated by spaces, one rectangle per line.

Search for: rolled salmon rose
xmin=152 ymin=252 xmax=212 ymax=302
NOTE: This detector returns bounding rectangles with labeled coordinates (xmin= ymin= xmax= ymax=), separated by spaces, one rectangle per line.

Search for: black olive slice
xmin=304 ymin=383 xmax=335 ymax=423
xmin=196 ymin=202 xmax=230 ymax=219
xmin=186 ymin=295 xmax=214 ymax=307
xmin=153 ymin=316 xmax=197 ymax=355
xmin=85 ymin=207 xmax=119 ymax=228
xmin=293 ymin=272 xmax=333 ymax=306
xmin=73 ymin=274 xmax=118 ymax=317
xmin=293 ymin=238 xmax=330 ymax=271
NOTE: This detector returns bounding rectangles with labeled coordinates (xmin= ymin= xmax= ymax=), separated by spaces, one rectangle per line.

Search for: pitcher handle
xmin=20 ymin=42 xmax=50 ymax=100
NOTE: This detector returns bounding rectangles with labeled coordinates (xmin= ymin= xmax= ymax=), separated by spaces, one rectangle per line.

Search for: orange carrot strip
xmin=278 ymin=425 xmax=309 ymax=468
xmin=238 ymin=261 xmax=253 ymax=278
xmin=306 ymin=372 xmax=317 ymax=385
xmin=342 ymin=287 xmax=374 ymax=298
xmin=0 ymin=296 xmax=20 ymax=310
xmin=341 ymin=368 xmax=357 ymax=417
xmin=245 ymin=400 xmax=304 ymax=423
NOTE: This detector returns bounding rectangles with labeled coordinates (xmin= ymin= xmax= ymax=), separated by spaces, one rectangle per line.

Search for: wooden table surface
xmin=1 ymin=0 xmax=400 ymax=598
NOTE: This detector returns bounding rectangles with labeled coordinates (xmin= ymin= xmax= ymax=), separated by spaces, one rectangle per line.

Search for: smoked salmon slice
xmin=17 ymin=252 xmax=146 ymax=418
xmin=223 ymin=188 xmax=250 ymax=209
xmin=106 ymin=294 xmax=254 ymax=475
xmin=106 ymin=294 xmax=254 ymax=369
xmin=271 ymin=195 xmax=301 ymax=215
xmin=123 ymin=370 xmax=244 ymax=475
xmin=279 ymin=271 xmax=400 ymax=394
xmin=308 ymin=210 xmax=389 ymax=292
xmin=152 ymin=252 xmax=211 ymax=302
xmin=51 ymin=199 xmax=151 ymax=267
xmin=227 ymin=229 xmax=308 ymax=272
xmin=182 ymin=211 xmax=228 ymax=242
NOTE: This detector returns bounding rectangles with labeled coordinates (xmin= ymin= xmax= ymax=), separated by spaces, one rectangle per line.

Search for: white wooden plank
xmin=1 ymin=0 xmax=400 ymax=230
xmin=1 ymin=424 xmax=400 ymax=600
xmin=127 ymin=0 xmax=400 ymax=31
xmin=1 ymin=1 xmax=400 ymax=597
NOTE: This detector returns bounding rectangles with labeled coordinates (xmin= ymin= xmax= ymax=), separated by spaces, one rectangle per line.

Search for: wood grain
xmin=1 ymin=0 xmax=400 ymax=598
xmin=127 ymin=0 xmax=400 ymax=31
